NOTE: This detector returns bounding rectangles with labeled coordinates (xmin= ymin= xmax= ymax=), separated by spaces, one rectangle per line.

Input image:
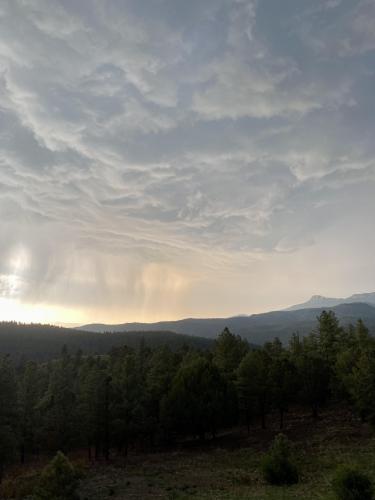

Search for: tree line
xmin=0 ymin=322 xmax=213 ymax=362
xmin=0 ymin=311 xmax=375 ymax=480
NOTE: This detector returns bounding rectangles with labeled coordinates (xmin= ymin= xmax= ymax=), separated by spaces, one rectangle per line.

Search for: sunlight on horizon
xmin=0 ymin=298 xmax=88 ymax=325
xmin=0 ymin=297 xmax=199 ymax=326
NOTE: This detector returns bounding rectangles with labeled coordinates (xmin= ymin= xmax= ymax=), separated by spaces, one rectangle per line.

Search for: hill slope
xmin=79 ymin=302 xmax=375 ymax=345
xmin=0 ymin=323 xmax=214 ymax=361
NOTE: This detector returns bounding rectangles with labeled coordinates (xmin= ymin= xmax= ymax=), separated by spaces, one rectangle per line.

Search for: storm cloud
xmin=0 ymin=0 xmax=375 ymax=323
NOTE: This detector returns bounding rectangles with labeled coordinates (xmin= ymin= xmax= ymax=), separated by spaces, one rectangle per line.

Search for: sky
xmin=0 ymin=0 xmax=375 ymax=325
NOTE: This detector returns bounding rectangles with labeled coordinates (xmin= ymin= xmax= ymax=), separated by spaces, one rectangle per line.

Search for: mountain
xmin=286 ymin=292 xmax=375 ymax=311
xmin=3 ymin=301 xmax=374 ymax=361
xmin=79 ymin=302 xmax=375 ymax=345
xmin=0 ymin=323 xmax=214 ymax=362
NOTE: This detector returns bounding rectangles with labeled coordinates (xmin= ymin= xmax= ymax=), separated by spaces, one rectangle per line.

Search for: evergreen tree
xmin=335 ymin=320 xmax=375 ymax=401
xmin=162 ymin=355 xmax=230 ymax=439
xmin=213 ymin=327 xmax=248 ymax=377
xmin=77 ymin=357 xmax=108 ymax=460
xmin=317 ymin=310 xmax=342 ymax=363
xmin=35 ymin=451 xmax=79 ymax=500
xmin=40 ymin=348 xmax=78 ymax=452
xmin=18 ymin=361 xmax=43 ymax=462
xmin=0 ymin=356 xmax=18 ymax=481
xmin=237 ymin=350 xmax=272 ymax=429
xmin=110 ymin=347 xmax=147 ymax=455
xmin=261 ymin=434 xmax=299 ymax=485
xmin=269 ymin=353 xmax=297 ymax=429
xmin=345 ymin=350 xmax=375 ymax=423
xmin=296 ymin=348 xmax=330 ymax=419
xmin=145 ymin=347 xmax=179 ymax=444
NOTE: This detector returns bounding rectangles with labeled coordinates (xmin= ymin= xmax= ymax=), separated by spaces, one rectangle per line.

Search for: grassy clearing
xmin=77 ymin=407 xmax=375 ymax=499
xmin=78 ymin=440 xmax=375 ymax=499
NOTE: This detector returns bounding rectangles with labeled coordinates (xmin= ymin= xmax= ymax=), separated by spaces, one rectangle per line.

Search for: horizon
xmin=1 ymin=288 xmax=375 ymax=328
xmin=1 ymin=1 xmax=375 ymax=325
xmin=50 ymin=289 xmax=375 ymax=327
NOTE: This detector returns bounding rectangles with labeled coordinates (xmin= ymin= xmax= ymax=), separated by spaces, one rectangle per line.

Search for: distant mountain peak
xmin=287 ymin=291 xmax=375 ymax=311
xmin=311 ymin=294 xmax=327 ymax=299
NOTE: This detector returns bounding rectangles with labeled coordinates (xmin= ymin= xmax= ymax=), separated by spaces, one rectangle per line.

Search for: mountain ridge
xmin=286 ymin=292 xmax=375 ymax=311
xmin=78 ymin=301 xmax=375 ymax=345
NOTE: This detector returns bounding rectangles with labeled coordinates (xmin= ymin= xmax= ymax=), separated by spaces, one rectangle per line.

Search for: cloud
xmin=0 ymin=0 xmax=374 ymax=321
xmin=291 ymin=0 xmax=375 ymax=57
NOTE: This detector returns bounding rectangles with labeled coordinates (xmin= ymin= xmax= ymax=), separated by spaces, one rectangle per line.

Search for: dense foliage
xmin=0 ymin=311 xmax=375 ymax=484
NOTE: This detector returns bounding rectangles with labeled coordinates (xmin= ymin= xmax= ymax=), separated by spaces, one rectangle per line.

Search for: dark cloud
xmin=0 ymin=0 xmax=374 ymax=321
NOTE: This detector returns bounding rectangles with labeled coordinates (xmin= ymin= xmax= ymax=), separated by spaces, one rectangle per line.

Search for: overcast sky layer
xmin=0 ymin=0 xmax=375 ymax=324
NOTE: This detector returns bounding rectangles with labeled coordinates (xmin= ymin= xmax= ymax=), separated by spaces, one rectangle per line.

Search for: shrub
xmin=34 ymin=451 xmax=80 ymax=500
xmin=332 ymin=465 xmax=373 ymax=500
xmin=261 ymin=434 xmax=298 ymax=485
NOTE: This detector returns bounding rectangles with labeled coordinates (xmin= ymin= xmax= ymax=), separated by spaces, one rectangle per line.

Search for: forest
xmin=1 ymin=311 xmax=375 ymax=499
xmin=0 ymin=323 xmax=213 ymax=362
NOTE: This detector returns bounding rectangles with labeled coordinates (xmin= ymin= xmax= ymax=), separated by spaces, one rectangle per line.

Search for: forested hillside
xmin=0 ymin=322 xmax=213 ymax=361
xmin=2 ymin=311 xmax=375 ymax=498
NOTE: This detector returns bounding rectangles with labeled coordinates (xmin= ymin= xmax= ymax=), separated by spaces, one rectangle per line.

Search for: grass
xmin=79 ymin=439 xmax=375 ymax=499
xmin=87 ymin=444 xmax=373 ymax=498
xmin=3 ymin=405 xmax=375 ymax=499
xmin=77 ymin=406 xmax=375 ymax=499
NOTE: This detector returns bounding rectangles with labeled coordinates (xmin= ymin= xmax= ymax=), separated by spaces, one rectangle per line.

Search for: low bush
xmin=34 ymin=451 xmax=81 ymax=500
xmin=332 ymin=465 xmax=373 ymax=500
xmin=261 ymin=433 xmax=298 ymax=485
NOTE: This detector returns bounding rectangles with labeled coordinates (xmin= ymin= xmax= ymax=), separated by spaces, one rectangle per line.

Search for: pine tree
xmin=296 ymin=348 xmax=330 ymax=419
xmin=269 ymin=354 xmax=297 ymax=429
xmin=35 ymin=451 xmax=79 ymax=500
xmin=317 ymin=310 xmax=342 ymax=363
xmin=161 ymin=355 xmax=230 ymax=440
xmin=40 ymin=348 xmax=78 ymax=452
xmin=213 ymin=327 xmax=248 ymax=377
xmin=237 ymin=350 xmax=272 ymax=429
xmin=77 ymin=357 xmax=108 ymax=460
xmin=18 ymin=361 xmax=43 ymax=462
xmin=0 ymin=356 xmax=18 ymax=481
xmin=345 ymin=350 xmax=375 ymax=423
